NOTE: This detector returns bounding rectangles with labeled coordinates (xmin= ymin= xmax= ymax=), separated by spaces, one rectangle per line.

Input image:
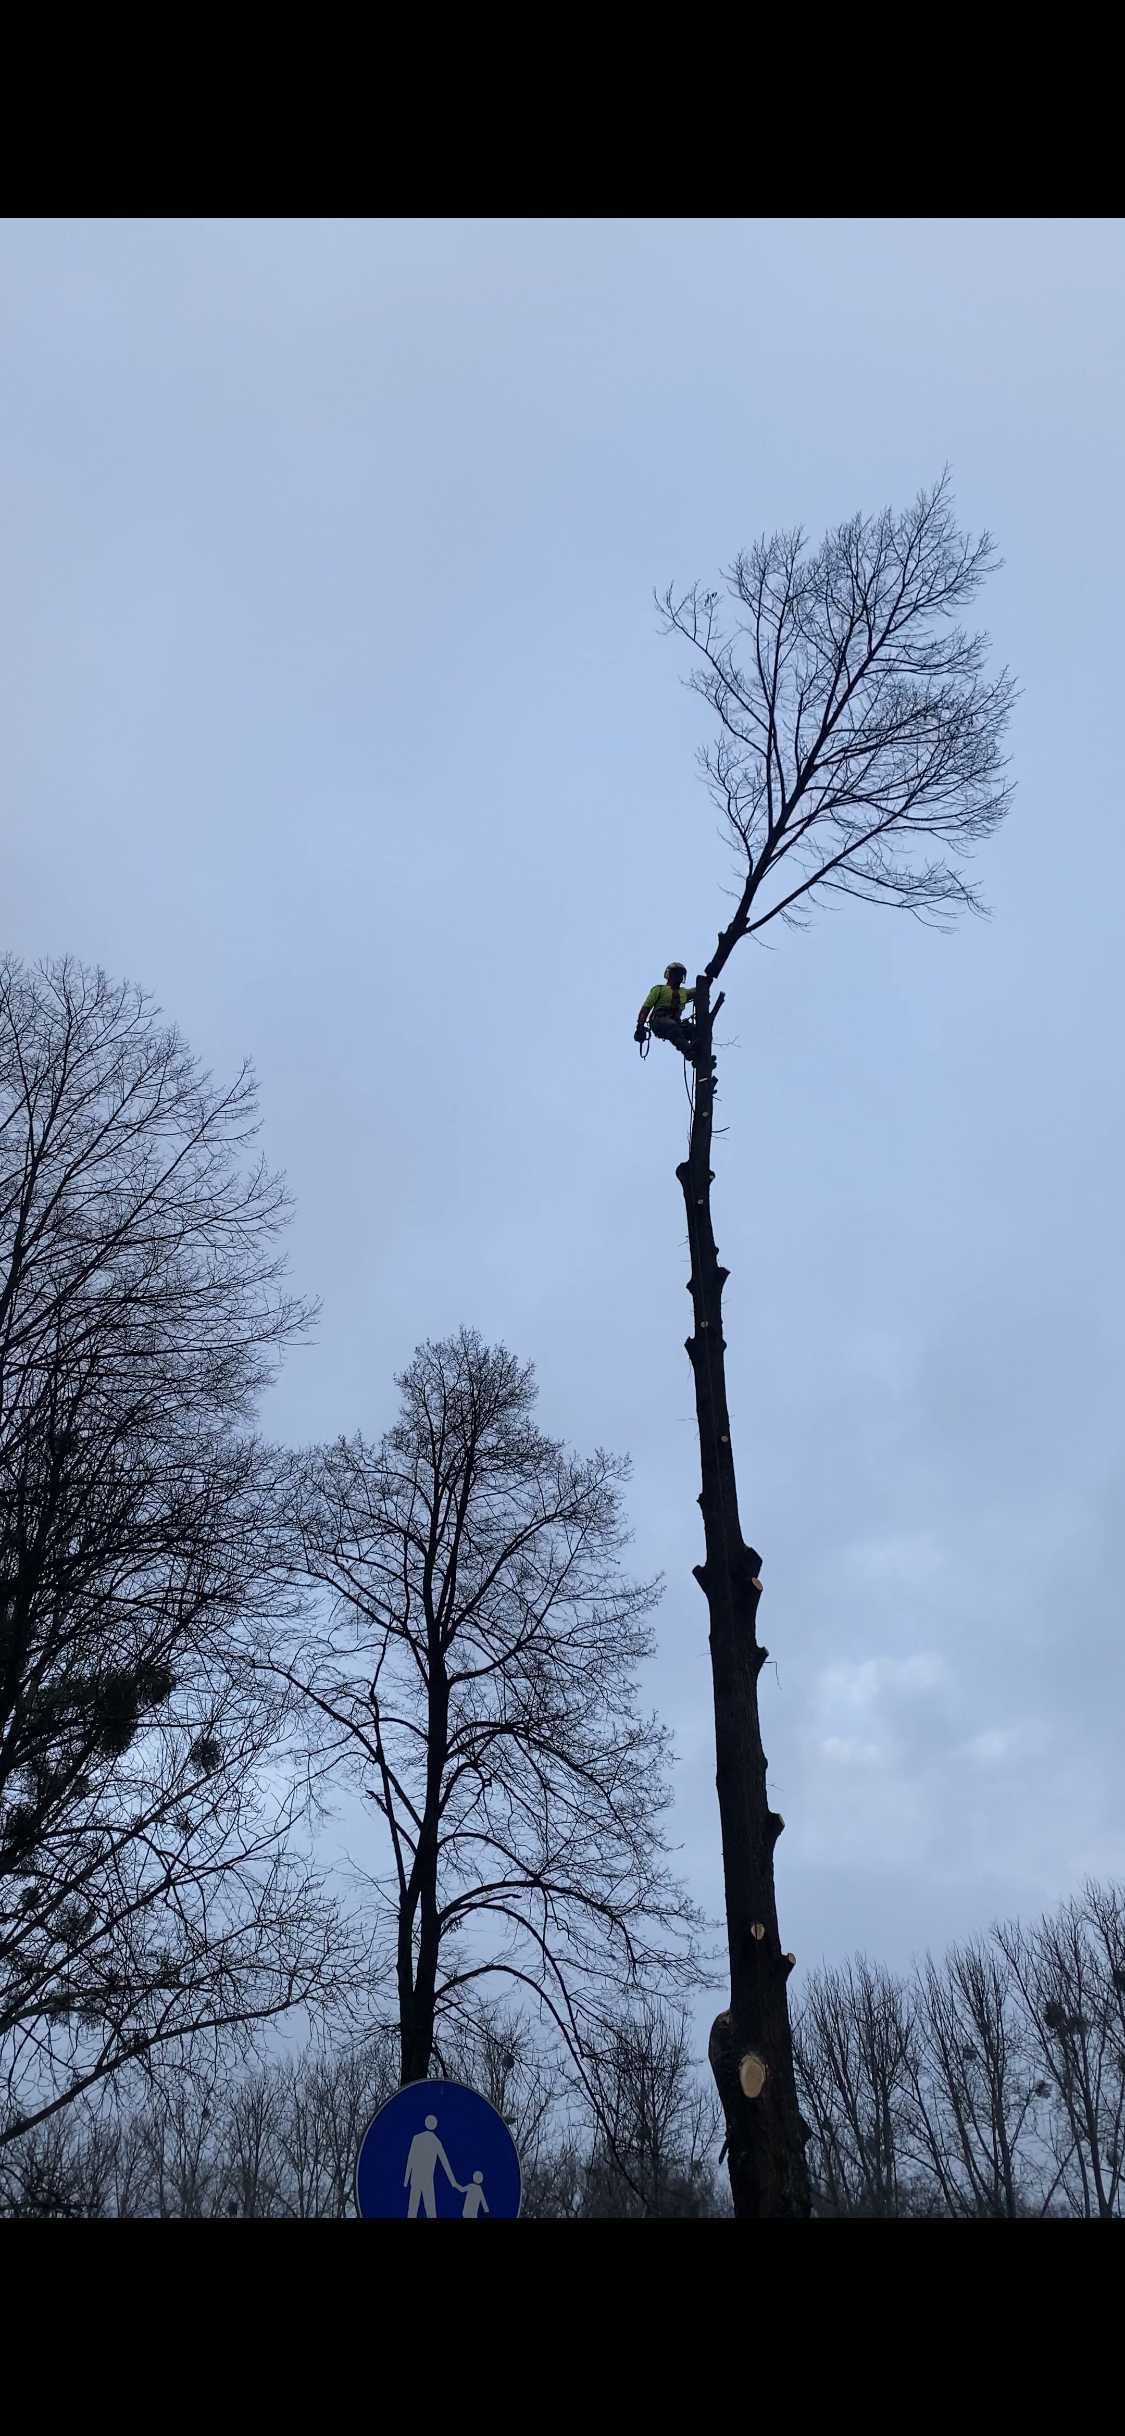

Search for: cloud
xmin=960 ymin=1721 xmax=1049 ymax=1766
xmin=820 ymin=1734 xmax=884 ymax=1767
xmin=838 ymin=1530 xmax=946 ymax=1589
xmin=817 ymin=1651 xmax=949 ymax=1717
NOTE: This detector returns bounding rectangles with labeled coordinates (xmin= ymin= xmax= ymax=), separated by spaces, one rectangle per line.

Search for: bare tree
xmin=653 ymin=475 xmax=1015 ymax=2216
xmin=996 ymin=1890 xmax=1125 ymax=2219
xmin=793 ymin=1957 xmax=916 ymax=2217
xmin=221 ymin=2064 xmax=287 ymax=2218
xmin=794 ymin=1891 xmax=1125 ymax=2220
xmin=576 ymin=1998 xmax=724 ymax=2218
xmin=264 ymin=2037 xmax=398 ymax=2218
xmin=0 ymin=956 xmax=360 ymax=2148
xmin=0 ymin=2105 xmax=123 ymax=2216
xmin=436 ymin=2001 xmax=556 ymax=2177
xmin=278 ymin=1329 xmax=702 ymax=2088
xmin=140 ymin=2067 xmax=228 ymax=2219
xmin=907 ymin=1939 xmax=1047 ymax=2217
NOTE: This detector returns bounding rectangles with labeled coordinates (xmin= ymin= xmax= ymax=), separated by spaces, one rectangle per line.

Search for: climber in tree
xmin=634 ymin=962 xmax=698 ymax=1059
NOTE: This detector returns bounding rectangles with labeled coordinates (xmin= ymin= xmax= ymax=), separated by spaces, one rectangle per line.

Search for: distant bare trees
xmin=908 ymin=1939 xmax=1043 ymax=2217
xmin=277 ymin=1329 xmax=702 ymax=2087
xmin=794 ymin=1882 xmax=1125 ymax=2217
xmin=994 ymin=1890 xmax=1125 ymax=2219
xmin=0 ymin=2037 xmax=400 ymax=2217
xmin=0 ymin=1998 xmax=723 ymax=2218
xmin=6 ymin=1879 xmax=1123 ymax=2218
xmin=575 ymin=1999 xmax=724 ymax=2218
xmin=0 ymin=957 xmax=359 ymax=2149
xmin=792 ymin=1956 xmax=914 ymax=2218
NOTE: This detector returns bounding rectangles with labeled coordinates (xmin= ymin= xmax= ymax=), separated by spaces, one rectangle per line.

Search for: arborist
xmin=634 ymin=962 xmax=698 ymax=1060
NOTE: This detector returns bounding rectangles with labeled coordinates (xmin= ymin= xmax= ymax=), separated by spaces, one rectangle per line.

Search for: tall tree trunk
xmin=397 ymin=1669 xmax=448 ymax=2087
xmin=398 ymin=1911 xmax=438 ymax=2086
xmin=677 ymin=977 xmax=811 ymax=2220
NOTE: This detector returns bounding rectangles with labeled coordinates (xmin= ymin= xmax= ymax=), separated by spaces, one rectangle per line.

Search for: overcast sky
xmin=4 ymin=217 xmax=1123 ymax=2014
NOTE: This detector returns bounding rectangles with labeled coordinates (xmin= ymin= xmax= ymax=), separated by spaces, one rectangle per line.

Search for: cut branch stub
xmin=739 ymin=2051 xmax=768 ymax=2100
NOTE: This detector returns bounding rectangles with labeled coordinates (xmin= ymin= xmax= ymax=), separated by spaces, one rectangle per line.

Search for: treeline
xmin=0 ymin=2002 xmax=725 ymax=2218
xmin=796 ymin=1880 xmax=1125 ymax=2219
xmin=4 ymin=1879 xmax=1124 ymax=2216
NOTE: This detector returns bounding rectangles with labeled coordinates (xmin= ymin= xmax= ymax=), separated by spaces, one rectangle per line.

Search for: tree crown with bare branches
xmin=1 ymin=957 xmax=354 ymax=2144
xmin=660 ymin=471 xmax=1016 ymax=962
xmin=284 ymin=1327 xmax=703 ymax=2078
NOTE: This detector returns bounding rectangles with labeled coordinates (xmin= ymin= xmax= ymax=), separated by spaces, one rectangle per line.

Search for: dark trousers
xmin=649 ymin=1013 xmax=696 ymax=1058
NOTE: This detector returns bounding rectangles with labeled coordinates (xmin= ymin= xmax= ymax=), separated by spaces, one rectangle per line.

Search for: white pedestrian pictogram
xmin=403 ymin=2114 xmax=459 ymax=2218
xmin=402 ymin=2112 xmax=491 ymax=2218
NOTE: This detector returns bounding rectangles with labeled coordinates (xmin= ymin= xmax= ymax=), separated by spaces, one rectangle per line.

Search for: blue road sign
xmin=356 ymin=2079 xmax=522 ymax=2220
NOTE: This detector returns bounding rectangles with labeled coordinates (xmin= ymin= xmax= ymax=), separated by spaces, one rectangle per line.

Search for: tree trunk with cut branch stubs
xmin=677 ymin=979 xmax=809 ymax=2217
xmin=654 ymin=476 xmax=1016 ymax=2217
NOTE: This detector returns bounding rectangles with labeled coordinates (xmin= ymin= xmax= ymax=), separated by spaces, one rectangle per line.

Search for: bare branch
xmin=659 ymin=473 xmax=1016 ymax=978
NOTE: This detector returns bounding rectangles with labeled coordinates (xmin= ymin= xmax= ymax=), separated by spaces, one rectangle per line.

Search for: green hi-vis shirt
xmin=642 ymin=983 xmax=695 ymax=1018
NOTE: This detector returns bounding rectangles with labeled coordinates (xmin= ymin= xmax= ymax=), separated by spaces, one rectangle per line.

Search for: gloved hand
xmin=634 ymin=1022 xmax=647 ymax=1044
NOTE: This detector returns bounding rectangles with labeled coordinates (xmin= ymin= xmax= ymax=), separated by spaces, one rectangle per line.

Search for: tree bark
xmin=396 ymin=1671 xmax=447 ymax=2087
xmin=677 ymin=977 xmax=811 ymax=2220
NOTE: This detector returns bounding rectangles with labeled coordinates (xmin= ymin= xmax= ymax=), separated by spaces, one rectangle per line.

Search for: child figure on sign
xmin=461 ymin=2170 xmax=489 ymax=2219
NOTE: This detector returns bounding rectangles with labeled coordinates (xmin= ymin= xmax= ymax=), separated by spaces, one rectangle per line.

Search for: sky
xmin=4 ymin=217 xmax=1124 ymax=2025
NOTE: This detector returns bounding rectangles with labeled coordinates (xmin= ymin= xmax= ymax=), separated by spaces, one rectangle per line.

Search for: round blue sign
xmin=356 ymin=2079 xmax=522 ymax=2220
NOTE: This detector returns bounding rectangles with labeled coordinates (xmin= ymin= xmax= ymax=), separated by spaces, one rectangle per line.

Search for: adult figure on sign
xmin=404 ymin=2114 xmax=458 ymax=2219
